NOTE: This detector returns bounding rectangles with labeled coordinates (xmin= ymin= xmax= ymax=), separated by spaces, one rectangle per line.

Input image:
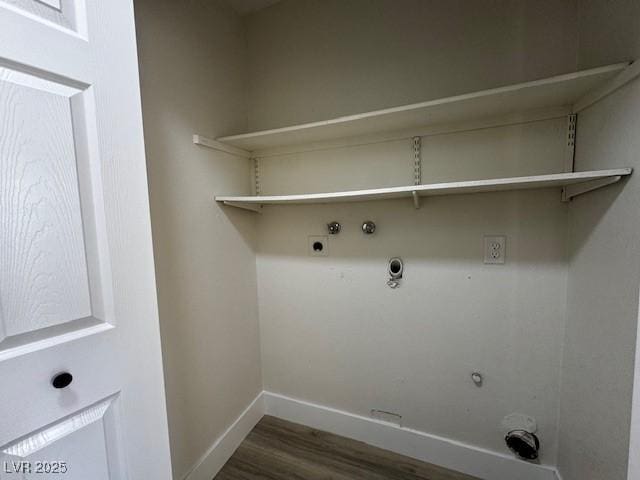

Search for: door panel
xmin=0 ymin=0 xmax=84 ymax=36
xmin=0 ymin=67 xmax=92 ymax=339
xmin=1 ymin=397 xmax=120 ymax=480
xmin=0 ymin=64 xmax=113 ymax=355
xmin=0 ymin=329 xmax=119 ymax=447
xmin=0 ymin=0 xmax=171 ymax=478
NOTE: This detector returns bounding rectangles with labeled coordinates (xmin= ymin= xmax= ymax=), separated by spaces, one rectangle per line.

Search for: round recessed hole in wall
xmin=390 ymin=260 xmax=401 ymax=274
xmin=505 ymin=430 xmax=540 ymax=460
xmin=388 ymin=257 xmax=403 ymax=278
xmin=308 ymin=236 xmax=328 ymax=257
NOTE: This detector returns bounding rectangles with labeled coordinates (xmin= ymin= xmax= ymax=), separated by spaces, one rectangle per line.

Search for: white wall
xmin=254 ymin=121 xmax=569 ymax=465
xmin=556 ymin=3 xmax=640 ymax=477
xmin=558 ymin=78 xmax=640 ymax=480
xmin=631 ymin=298 xmax=640 ymax=479
xmin=246 ymin=0 xmax=578 ymax=130
xmin=134 ymin=1 xmax=262 ymax=478
xmin=246 ymin=1 xmax=581 ymax=465
xmin=132 ymin=0 xmax=640 ymax=477
xmin=576 ymin=0 xmax=640 ymax=70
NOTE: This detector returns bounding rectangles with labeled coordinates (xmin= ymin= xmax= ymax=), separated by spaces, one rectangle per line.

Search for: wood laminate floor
xmin=215 ymin=416 xmax=480 ymax=480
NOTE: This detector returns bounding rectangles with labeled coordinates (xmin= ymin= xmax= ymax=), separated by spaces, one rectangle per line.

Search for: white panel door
xmin=0 ymin=1 xmax=172 ymax=479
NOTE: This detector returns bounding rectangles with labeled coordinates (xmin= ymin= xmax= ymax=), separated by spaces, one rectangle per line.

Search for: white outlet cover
xmin=484 ymin=235 xmax=506 ymax=264
xmin=308 ymin=236 xmax=328 ymax=256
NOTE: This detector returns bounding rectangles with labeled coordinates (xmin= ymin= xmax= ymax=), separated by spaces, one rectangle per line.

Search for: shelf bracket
xmin=223 ymin=200 xmax=263 ymax=213
xmin=561 ymin=176 xmax=622 ymax=202
xmin=412 ymin=136 xmax=422 ymax=209
xmin=193 ymin=134 xmax=252 ymax=159
xmin=411 ymin=191 xmax=420 ymax=209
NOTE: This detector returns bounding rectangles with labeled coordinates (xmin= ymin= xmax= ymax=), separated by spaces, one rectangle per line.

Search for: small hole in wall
xmin=308 ymin=236 xmax=328 ymax=256
xmin=390 ymin=260 xmax=401 ymax=274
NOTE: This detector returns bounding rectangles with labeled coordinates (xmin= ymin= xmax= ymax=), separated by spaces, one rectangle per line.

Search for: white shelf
xmin=217 ymin=63 xmax=629 ymax=152
xmin=216 ymin=169 xmax=632 ymax=211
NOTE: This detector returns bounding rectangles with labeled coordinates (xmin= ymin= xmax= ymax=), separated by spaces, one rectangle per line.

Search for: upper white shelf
xmin=216 ymin=169 xmax=632 ymax=211
xmin=217 ymin=63 xmax=630 ymax=152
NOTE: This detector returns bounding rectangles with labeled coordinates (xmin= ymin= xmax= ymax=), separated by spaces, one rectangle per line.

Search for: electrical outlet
xmin=484 ymin=235 xmax=506 ymax=264
xmin=308 ymin=236 xmax=328 ymax=256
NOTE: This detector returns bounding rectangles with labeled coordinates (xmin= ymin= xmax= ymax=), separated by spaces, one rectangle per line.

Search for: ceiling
xmin=225 ymin=0 xmax=282 ymax=15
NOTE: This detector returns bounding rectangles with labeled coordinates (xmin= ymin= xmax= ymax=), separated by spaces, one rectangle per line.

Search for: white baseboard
xmin=181 ymin=390 xmax=562 ymax=480
xmin=263 ymin=391 xmax=560 ymax=480
xmin=182 ymin=392 xmax=265 ymax=480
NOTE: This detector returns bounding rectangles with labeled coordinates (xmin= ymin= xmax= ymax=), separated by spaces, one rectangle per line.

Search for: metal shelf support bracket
xmin=562 ymin=175 xmax=622 ymax=202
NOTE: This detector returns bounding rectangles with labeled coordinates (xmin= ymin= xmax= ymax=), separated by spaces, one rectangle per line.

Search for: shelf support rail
xmin=235 ymin=157 xmax=264 ymax=212
xmin=561 ymin=114 xmax=578 ymax=200
xmin=564 ymin=114 xmax=577 ymax=172
xmin=412 ymin=136 xmax=421 ymax=209
xmin=253 ymin=157 xmax=261 ymax=196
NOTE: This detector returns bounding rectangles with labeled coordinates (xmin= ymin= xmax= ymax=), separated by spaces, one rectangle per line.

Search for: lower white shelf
xmin=215 ymin=169 xmax=632 ymax=212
